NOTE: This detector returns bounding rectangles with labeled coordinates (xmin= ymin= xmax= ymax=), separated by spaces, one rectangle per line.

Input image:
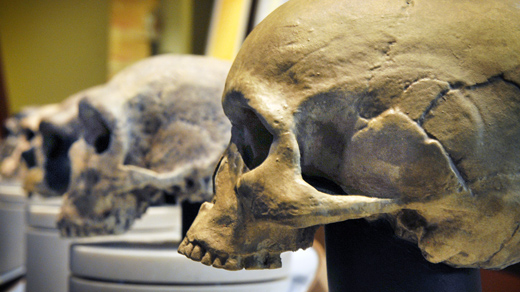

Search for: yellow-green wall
xmin=0 ymin=0 xmax=109 ymax=114
xmin=158 ymin=0 xmax=193 ymax=55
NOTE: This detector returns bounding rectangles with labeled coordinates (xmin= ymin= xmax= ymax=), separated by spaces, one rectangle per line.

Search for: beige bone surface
xmin=180 ymin=0 xmax=520 ymax=270
xmin=58 ymin=55 xmax=231 ymax=236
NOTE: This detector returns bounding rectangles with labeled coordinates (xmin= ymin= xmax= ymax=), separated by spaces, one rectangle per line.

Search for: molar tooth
xmin=267 ymin=253 xmax=282 ymax=269
xmin=177 ymin=242 xmax=186 ymax=255
xmin=177 ymin=242 xmax=193 ymax=257
xmin=179 ymin=238 xmax=187 ymax=248
xmin=191 ymin=245 xmax=205 ymax=261
xmin=183 ymin=242 xmax=194 ymax=257
xmin=201 ymin=251 xmax=213 ymax=265
xmin=257 ymin=253 xmax=269 ymax=268
xmin=72 ymin=226 xmax=80 ymax=237
xmin=224 ymin=256 xmax=242 ymax=271
xmin=212 ymin=256 xmax=225 ymax=268
xmin=245 ymin=253 xmax=267 ymax=269
xmin=63 ymin=226 xmax=71 ymax=237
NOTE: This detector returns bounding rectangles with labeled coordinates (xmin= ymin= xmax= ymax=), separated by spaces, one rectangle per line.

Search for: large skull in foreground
xmin=180 ymin=0 xmax=520 ymax=270
xmin=23 ymin=89 xmax=96 ymax=196
xmin=58 ymin=55 xmax=231 ymax=236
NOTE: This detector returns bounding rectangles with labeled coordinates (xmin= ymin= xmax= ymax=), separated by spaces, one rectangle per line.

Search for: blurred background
xmin=0 ymin=0 xmax=283 ymax=124
xmin=0 ymin=1 xmax=519 ymax=291
xmin=0 ymin=0 xmax=214 ymax=118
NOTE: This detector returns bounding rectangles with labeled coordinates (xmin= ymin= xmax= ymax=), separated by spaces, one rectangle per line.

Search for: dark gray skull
xmin=1 ymin=105 xmax=61 ymax=184
xmin=23 ymin=89 xmax=99 ymax=196
xmin=180 ymin=0 xmax=520 ymax=270
xmin=58 ymin=55 xmax=231 ymax=236
xmin=1 ymin=112 xmax=29 ymax=181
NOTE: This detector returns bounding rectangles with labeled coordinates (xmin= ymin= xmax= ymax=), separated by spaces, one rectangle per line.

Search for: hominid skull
xmin=58 ymin=55 xmax=231 ymax=236
xmin=180 ymin=0 xmax=520 ymax=270
xmin=1 ymin=112 xmax=30 ymax=181
xmin=1 ymin=105 xmax=61 ymax=183
xmin=23 ymin=89 xmax=96 ymax=196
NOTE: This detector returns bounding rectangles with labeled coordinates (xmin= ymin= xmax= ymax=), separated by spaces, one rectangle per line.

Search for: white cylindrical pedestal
xmin=25 ymin=197 xmax=181 ymax=292
xmin=0 ymin=182 xmax=26 ymax=285
xmin=69 ymin=242 xmax=292 ymax=292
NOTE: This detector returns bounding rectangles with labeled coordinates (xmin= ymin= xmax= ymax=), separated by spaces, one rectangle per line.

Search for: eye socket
xmin=232 ymin=109 xmax=273 ymax=170
xmin=38 ymin=122 xmax=77 ymax=194
xmin=44 ymin=134 xmax=64 ymax=159
xmin=93 ymin=131 xmax=110 ymax=154
xmin=79 ymin=100 xmax=111 ymax=154
xmin=1 ymin=125 xmax=10 ymax=138
xmin=23 ymin=128 xmax=35 ymax=141
xmin=21 ymin=148 xmax=37 ymax=168
xmin=40 ymin=121 xmax=78 ymax=159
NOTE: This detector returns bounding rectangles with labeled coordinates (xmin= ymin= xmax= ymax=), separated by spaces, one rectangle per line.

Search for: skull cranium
xmin=1 ymin=112 xmax=30 ymax=181
xmin=1 ymin=104 xmax=62 ymax=184
xmin=180 ymin=0 xmax=520 ymax=270
xmin=58 ymin=54 xmax=231 ymax=236
xmin=22 ymin=89 xmax=98 ymax=196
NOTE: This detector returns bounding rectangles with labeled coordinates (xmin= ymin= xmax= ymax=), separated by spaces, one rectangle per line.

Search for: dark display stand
xmin=181 ymin=201 xmax=203 ymax=238
xmin=325 ymin=219 xmax=482 ymax=292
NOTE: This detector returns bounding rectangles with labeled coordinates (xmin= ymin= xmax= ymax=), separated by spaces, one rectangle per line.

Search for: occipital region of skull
xmin=179 ymin=0 xmax=520 ymax=270
xmin=57 ymin=55 xmax=231 ymax=237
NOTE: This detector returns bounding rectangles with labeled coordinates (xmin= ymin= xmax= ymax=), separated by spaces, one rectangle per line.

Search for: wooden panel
xmin=108 ymin=0 xmax=159 ymax=78
xmin=205 ymin=0 xmax=253 ymax=61
xmin=481 ymin=266 xmax=520 ymax=292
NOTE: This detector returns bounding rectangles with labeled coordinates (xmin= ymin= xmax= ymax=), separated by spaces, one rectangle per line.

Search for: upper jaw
xmin=178 ymin=236 xmax=283 ymax=270
xmin=57 ymin=218 xmax=119 ymax=237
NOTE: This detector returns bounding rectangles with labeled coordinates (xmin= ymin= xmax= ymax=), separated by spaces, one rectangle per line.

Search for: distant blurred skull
xmin=0 ymin=113 xmax=28 ymax=180
xmin=58 ymin=55 xmax=231 ymax=236
xmin=1 ymin=105 xmax=60 ymax=183
xmin=180 ymin=0 xmax=520 ymax=270
xmin=23 ymin=89 xmax=98 ymax=196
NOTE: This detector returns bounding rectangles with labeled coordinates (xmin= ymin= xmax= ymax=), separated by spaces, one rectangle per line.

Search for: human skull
xmin=0 ymin=113 xmax=28 ymax=180
xmin=23 ymin=89 xmax=95 ymax=196
xmin=58 ymin=54 xmax=231 ymax=236
xmin=0 ymin=105 xmax=61 ymax=183
xmin=180 ymin=0 xmax=520 ymax=270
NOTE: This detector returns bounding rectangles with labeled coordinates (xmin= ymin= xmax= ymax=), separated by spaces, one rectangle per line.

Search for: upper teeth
xmin=178 ymin=238 xmax=241 ymax=270
xmin=177 ymin=237 xmax=283 ymax=270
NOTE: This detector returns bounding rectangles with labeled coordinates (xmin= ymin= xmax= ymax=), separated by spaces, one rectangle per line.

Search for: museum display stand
xmin=68 ymin=242 xmax=294 ymax=292
xmin=0 ymin=182 xmax=26 ymax=285
xmin=66 ymin=201 xmax=315 ymax=292
xmin=325 ymin=219 xmax=482 ymax=292
xmin=25 ymin=197 xmax=181 ymax=292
